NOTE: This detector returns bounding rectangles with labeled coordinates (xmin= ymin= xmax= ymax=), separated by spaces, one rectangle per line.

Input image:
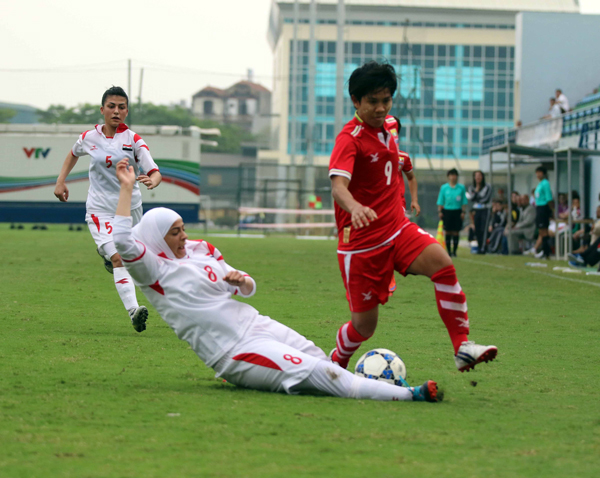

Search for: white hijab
xmin=132 ymin=207 xmax=182 ymax=260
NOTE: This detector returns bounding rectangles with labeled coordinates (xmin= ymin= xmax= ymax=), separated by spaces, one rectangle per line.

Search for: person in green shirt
xmin=437 ymin=168 xmax=468 ymax=256
xmin=533 ymin=166 xmax=554 ymax=259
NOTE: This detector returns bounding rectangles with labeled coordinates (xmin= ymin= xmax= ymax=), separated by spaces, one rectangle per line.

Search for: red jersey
xmin=388 ymin=120 xmax=414 ymax=210
xmin=329 ymin=114 xmax=406 ymax=251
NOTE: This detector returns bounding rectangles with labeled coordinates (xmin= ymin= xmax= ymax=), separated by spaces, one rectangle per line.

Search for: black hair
xmin=447 ymin=168 xmax=459 ymax=177
xmin=392 ymin=115 xmax=402 ymax=132
xmin=472 ymin=170 xmax=486 ymax=188
xmin=348 ymin=61 xmax=397 ymax=102
xmin=535 ymin=166 xmax=547 ymax=176
xmin=102 ymin=86 xmax=128 ymax=107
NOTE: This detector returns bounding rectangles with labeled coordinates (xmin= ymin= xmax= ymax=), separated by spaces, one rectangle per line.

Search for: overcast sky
xmin=1 ymin=0 xmax=599 ymax=110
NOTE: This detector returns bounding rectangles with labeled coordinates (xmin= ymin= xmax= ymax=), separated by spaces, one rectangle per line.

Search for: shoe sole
xmin=458 ymin=347 xmax=498 ymax=372
xmin=423 ymin=380 xmax=442 ymax=402
xmin=131 ymin=307 xmax=148 ymax=333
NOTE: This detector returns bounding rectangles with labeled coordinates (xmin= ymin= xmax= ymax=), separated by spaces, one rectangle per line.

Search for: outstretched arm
xmin=54 ymin=152 xmax=79 ymax=202
xmin=116 ymin=159 xmax=136 ymax=217
xmin=331 ymin=175 xmax=378 ymax=229
xmin=405 ymin=170 xmax=420 ymax=216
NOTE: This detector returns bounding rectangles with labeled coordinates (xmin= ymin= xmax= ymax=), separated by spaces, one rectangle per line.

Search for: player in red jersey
xmin=387 ymin=116 xmax=419 ymax=295
xmin=328 ymin=62 xmax=497 ymax=372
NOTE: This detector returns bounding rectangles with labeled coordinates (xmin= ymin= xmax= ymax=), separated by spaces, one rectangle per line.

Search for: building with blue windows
xmin=264 ymin=0 xmax=579 ymax=170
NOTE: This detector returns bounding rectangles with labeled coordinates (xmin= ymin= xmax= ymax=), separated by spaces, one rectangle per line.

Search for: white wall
xmin=0 ymin=130 xmax=200 ymax=204
xmin=517 ymin=12 xmax=600 ymax=124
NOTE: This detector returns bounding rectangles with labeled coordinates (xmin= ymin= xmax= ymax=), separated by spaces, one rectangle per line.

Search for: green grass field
xmin=1 ymin=224 xmax=599 ymax=478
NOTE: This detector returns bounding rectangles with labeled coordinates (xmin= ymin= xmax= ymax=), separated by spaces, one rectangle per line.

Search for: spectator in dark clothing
xmin=466 ymin=170 xmax=493 ymax=254
xmin=487 ymin=199 xmax=507 ymax=253
xmin=568 ymin=237 xmax=600 ymax=270
xmin=509 ymin=191 xmax=520 ymax=225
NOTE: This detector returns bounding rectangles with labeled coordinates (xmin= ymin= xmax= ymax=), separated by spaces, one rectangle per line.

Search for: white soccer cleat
xmin=455 ymin=341 xmax=498 ymax=372
xmin=523 ymin=247 xmax=536 ymax=256
xmin=534 ymin=250 xmax=545 ymax=259
xmin=129 ymin=306 xmax=148 ymax=333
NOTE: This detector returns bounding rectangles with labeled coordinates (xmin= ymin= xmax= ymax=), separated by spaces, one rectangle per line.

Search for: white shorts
xmin=86 ymin=207 xmax=143 ymax=260
xmin=214 ymin=315 xmax=328 ymax=394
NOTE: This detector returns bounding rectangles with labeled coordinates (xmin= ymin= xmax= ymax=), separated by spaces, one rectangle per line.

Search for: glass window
xmin=436 ymin=128 xmax=445 ymax=142
xmin=425 ymin=45 xmax=434 ymax=57
xmin=461 ymin=128 xmax=469 ymax=143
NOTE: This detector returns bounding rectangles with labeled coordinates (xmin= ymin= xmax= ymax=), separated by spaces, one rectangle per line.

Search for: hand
xmin=54 ymin=182 xmax=69 ymax=202
xmin=116 ymin=159 xmax=136 ymax=187
xmin=137 ymin=174 xmax=156 ymax=190
xmin=460 ymin=212 xmax=465 ymax=221
xmin=411 ymin=201 xmax=421 ymax=217
xmin=349 ymin=204 xmax=378 ymax=229
xmin=224 ymin=271 xmax=246 ymax=287
xmin=439 ymin=212 xmax=444 ymax=220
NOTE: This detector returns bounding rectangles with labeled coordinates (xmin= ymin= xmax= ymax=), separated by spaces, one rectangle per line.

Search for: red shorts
xmin=337 ymin=219 xmax=438 ymax=313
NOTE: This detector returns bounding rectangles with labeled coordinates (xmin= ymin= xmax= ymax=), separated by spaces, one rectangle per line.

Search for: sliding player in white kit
xmin=111 ymin=158 xmax=441 ymax=402
xmin=54 ymin=87 xmax=162 ymax=332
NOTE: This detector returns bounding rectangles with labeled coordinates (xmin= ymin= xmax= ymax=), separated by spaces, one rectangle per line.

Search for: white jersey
xmin=113 ymin=215 xmax=258 ymax=367
xmin=71 ymin=124 xmax=159 ymax=215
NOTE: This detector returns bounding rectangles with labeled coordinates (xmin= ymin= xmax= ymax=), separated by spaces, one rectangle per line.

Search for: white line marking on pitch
xmin=455 ymin=257 xmax=600 ymax=288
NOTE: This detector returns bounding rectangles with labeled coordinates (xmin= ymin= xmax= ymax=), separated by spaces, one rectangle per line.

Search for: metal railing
xmin=481 ymin=106 xmax=600 ymax=153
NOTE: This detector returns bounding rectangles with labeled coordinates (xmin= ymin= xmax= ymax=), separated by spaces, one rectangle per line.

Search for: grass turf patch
xmin=1 ymin=224 xmax=599 ymax=477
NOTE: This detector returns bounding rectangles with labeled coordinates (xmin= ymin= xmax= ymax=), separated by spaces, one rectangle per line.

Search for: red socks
xmin=431 ymin=265 xmax=469 ymax=354
xmin=332 ymin=321 xmax=370 ymax=369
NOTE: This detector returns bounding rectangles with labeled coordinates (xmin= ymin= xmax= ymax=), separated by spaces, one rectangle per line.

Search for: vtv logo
xmin=23 ymin=147 xmax=51 ymax=159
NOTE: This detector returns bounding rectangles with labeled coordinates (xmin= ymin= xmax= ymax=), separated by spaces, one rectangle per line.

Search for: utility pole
xmin=290 ymin=0 xmax=299 ymax=166
xmin=305 ymin=0 xmax=317 ymax=204
xmin=138 ymin=68 xmax=144 ymax=108
xmin=127 ymin=59 xmax=132 ymax=126
xmin=334 ymin=0 xmax=345 ymax=136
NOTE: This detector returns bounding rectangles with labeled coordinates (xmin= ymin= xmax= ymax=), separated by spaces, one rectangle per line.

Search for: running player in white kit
xmin=54 ymin=87 xmax=162 ymax=332
xmin=111 ymin=158 xmax=441 ymax=402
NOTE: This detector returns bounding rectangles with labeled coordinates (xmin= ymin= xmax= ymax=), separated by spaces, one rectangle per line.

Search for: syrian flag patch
xmin=122 ymin=144 xmax=133 ymax=151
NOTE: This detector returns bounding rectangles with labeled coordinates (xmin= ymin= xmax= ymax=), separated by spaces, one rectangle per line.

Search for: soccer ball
xmin=354 ymin=348 xmax=407 ymax=385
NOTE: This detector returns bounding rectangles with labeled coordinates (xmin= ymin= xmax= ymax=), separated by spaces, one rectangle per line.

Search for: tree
xmin=36 ymin=102 xmax=257 ymax=153
xmin=37 ymin=103 xmax=102 ymax=124
xmin=0 ymin=108 xmax=17 ymax=123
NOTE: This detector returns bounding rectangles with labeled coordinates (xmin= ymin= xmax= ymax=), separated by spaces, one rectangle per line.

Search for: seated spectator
xmin=572 ymin=205 xmax=600 ymax=254
xmin=555 ymin=88 xmax=570 ymax=113
xmin=556 ymin=193 xmax=569 ymax=218
xmin=568 ymin=236 xmax=600 ymax=270
xmin=504 ymin=194 xmax=536 ymax=254
xmin=487 ymin=199 xmax=507 ymax=253
xmin=509 ymin=191 xmax=520 ymax=225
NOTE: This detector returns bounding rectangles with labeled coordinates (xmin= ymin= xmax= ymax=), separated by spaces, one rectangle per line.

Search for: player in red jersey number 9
xmin=328 ymin=62 xmax=497 ymax=373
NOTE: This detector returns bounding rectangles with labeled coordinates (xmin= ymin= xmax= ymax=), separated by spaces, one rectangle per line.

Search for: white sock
xmin=293 ymin=360 xmax=412 ymax=401
xmin=113 ymin=267 xmax=138 ymax=311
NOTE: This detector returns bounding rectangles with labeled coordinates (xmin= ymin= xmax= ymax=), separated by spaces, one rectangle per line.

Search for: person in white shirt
xmin=54 ymin=87 xmax=162 ymax=332
xmin=110 ymin=158 xmax=442 ymax=402
xmin=543 ymin=98 xmax=563 ymax=119
xmin=555 ymin=89 xmax=569 ymax=113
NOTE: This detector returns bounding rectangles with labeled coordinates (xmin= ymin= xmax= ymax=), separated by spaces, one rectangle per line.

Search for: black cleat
xmin=129 ymin=306 xmax=148 ymax=333
xmin=97 ymin=248 xmax=113 ymax=274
